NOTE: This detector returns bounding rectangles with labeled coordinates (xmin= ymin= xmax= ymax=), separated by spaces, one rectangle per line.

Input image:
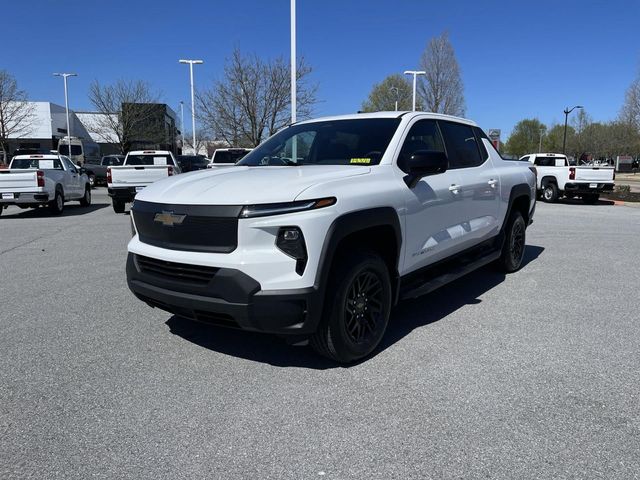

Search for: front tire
xmin=311 ymin=251 xmax=392 ymax=363
xmin=49 ymin=188 xmax=64 ymax=215
xmin=112 ymin=199 xmax=125 ymax=214
xmin=80 ymin=187 xmax=91 ymax=207
xmin=497 ymin=210 xmax=526 ymax=273
xmin=542 ymin=183 xmax=559 ymax=203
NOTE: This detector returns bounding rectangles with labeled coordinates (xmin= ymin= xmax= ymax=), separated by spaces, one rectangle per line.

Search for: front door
xmin=397 ymin=119 xmax=468 ymax=275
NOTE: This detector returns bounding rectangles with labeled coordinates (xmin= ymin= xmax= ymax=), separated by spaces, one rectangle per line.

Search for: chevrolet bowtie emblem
xmin=154 ymin=211 xmax=186 ymax=227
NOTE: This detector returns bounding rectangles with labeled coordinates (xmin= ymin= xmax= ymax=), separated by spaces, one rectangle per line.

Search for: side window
xmin=521 ymin=155 xmax=530 ymax=163
xmin=62 ymin=157 xmax=76 ymax=172
xmin=397 ymin=120 xmax=445 ymax=173
xmin=439 ymin=121 xmax=483 ymax=169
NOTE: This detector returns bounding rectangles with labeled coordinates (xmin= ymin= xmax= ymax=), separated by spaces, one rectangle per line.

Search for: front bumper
xmin=564 ymin=182 xmax=614 ymax=194
xmin=126 ymin=253 xmax=323 ymax=335
xmin=0 ymin=192 xmax=49 ymax=205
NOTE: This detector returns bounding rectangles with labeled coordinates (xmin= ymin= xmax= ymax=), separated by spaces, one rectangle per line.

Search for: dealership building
xmin=5 ymin=101 xmax=180 ymax=157
xmin=4 ymin=102 xmax=94 ymax=155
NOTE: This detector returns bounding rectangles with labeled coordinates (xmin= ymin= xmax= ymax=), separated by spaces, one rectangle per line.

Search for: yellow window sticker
xmin=350 ymin=158 xmax=371 ymax=164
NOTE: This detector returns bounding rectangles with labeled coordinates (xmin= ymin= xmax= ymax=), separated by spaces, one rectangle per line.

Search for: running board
xmin=400 ymin=250 xmax=501 ymax=300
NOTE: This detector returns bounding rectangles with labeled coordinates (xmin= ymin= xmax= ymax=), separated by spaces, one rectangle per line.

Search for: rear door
xmin=397 ymin=118 xmax=467 ymax=273
xmin=438 ymin=121 xmax=501 ymax=250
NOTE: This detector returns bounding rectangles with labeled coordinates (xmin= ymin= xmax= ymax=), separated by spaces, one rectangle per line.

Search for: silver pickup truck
xmin=0 ymin=154 xmax=91 ymax=215
xmin=107 ymin=150 xmax=181 ymax=213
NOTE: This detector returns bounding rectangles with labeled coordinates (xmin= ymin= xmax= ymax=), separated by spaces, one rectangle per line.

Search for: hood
xmin=136 ymin=165 xmax=371 ymax=205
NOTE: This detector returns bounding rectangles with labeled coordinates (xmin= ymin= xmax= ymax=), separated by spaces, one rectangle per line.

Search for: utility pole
xmin=404 ymin=70 xmax=426 ymax=111
xmin=53 ymin=72 xmax=77 ymax=154
xmin=179 ymin=59 xmax=203 ymax=154
xmin=563 ymin=105 xmax=583 ymax=156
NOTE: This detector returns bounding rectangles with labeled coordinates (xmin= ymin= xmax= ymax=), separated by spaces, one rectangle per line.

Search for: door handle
xmin=449 ymin=184 xmax=460 ymax=194
xmin=488 ymin=179 xmax=498 ymax=188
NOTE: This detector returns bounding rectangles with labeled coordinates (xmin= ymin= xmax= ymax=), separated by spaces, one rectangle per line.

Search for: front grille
xmin=135 ymin=254 xmax=218 ymax=285
xmin=132 ymin=200 xmax=243 ymax=253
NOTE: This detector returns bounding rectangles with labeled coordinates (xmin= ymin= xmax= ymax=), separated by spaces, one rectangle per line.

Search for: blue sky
xmin=4 ymin=0 xmax=639 ymax=138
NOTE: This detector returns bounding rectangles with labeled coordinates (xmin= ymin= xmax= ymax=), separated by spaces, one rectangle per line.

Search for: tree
xmin=417 ymin=31 xmax=465 ymax=116
xmin=620 ymin=74 xmax=640 ymax=130
xmin=361 ymin=74 xmax=415 ymax=112
xmin=543 ymin=124 xmax=573 ymax=153
xmin=197 ymin=48 xmax=318 ymax=147
xmin=88 ymin=79 xmax=164 ymax=153
xmin=181 ymin=128 xmax=209 ymax=155
xmin=0 ymin=71 xmax=35 ymax=161
xmin=504 ymin=119 xmax=546 ymax=158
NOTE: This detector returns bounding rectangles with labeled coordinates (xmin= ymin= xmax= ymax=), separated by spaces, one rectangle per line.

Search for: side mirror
xmin=404 ymin=150 xmax=448 ymax=188
xmin=79 ymin=167 xmax=87 ymax=175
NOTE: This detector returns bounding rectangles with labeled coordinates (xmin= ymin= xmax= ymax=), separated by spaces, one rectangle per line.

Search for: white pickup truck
xmin=127 ymin=111 xmax=537 ymax=363
xmin=107 ymin=150 xmax=181 ymax=213
xmin=0 ymin=154 xmax=91 ymax=215
xmin=207 ymin=148 xmax=252 ymax=168
xmin=521 ymin=153 xmax=615 ymax=203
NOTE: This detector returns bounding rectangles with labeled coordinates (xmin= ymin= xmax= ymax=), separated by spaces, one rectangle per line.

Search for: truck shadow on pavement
xmin=2 ymin=203 xmax=108 ymax=218
xmin=166 ymin=245 xmax=545 ymax=369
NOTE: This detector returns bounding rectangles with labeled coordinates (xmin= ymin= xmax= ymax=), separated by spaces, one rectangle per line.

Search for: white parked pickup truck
xmin=0 ymin=154 xmax=91 ymax=215
xmin=127 ymin=112 xmax=537 ymax=363
xmin=107 ymin=150 xmax=181 ymax=213
xmin=521 ymin=153 xmax=615 ymax=203
xmin=207 ymin=148 xmax=252 ymax=168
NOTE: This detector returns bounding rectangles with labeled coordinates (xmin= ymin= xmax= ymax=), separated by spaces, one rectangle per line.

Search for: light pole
xmin=179 ymin=59 xmax=203 ymax=154
xmin=404 ymin=70 xmax=425 ymax=111
xmin=538 ymin=126 xmax=545 ymax=153
xmin=53 ymin=73 xmax=77 ymax=152
xmin=562 ymin=105 xmax=583 ymax=156
xmin=389 ymin=86 xmax=399 ymax=111
xmin=290 ymin=0 xmax=296 ymax=124
xmin=179 ymin=101 xmax=185 ymax=151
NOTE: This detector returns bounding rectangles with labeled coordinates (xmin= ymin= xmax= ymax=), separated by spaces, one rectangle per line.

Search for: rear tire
xmin=310 ymin=251 xmax=392 ymax=363
xmin=582 ymin=194 xmax=599 ymax=204
xmin=80 ymin=186 xmax=91 ymax=207
xmin=542 ymin=183 xmax=558 ymax=203
xmin=497 ymin=210 xmax=526 ymax=273
xmin=112 ymin=199 xmax=125 ymax=214
xmin=49 ymin=188 xmax=64 ymax=215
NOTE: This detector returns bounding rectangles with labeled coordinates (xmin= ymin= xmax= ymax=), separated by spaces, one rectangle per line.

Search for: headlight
xmin=276 ymin=227 xmax=307 ymax=275
xmin=240 ymin=197 xmax=336 ymax=218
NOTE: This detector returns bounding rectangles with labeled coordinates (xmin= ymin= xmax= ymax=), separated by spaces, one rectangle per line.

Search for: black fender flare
xmin=500 ymin=183 xmax=532 ymax=238
xmin=540 ymin=175 xmax=558 ymax=188
xmin=314 ymin=206 xmax=402 ymax=296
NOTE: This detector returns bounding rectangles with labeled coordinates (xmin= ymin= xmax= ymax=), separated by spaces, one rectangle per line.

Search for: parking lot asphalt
xmin=1 ymin=189 xmax=639 ymax=479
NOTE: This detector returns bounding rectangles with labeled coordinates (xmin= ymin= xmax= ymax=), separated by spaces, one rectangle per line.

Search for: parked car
xmin=0 ymin=153 xmax=91 ymax=215
xmin=107 ymin=150 xmax=181 ymax=213
xmin=57 ymin=136 xmax=101 ymax=166
xmin=84 ymin=155 xmax=125 ymax=187
xmin=207 ymin=148 xmax=252 ymax=168
xmin=520 ymin=153 xmax=615 ymax=203
xmin=177 ymin=155 xmax=209 ymax=172
xmin=126 ymin=112 xmax=536 ymax=363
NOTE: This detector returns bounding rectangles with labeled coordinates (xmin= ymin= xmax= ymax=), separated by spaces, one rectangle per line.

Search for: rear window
xmin=125 ymin=155 xmax=172 ymax=166
xmin=534 ymin=156 xmax=566 ymax=167
xmin=59 ymin=145 xmax=82 ymax=156
xmin=212 ymin=150 xmax=250 ymax=164
xmin=11 ymin=158 xmax=63 ymax=170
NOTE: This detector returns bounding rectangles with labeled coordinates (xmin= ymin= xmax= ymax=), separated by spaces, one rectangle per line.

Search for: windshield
xmin=238 ymin=118 xmax=401 ymax=167
xmin=125 ymin=154 xmax=172 ymax=166
xmin=58 ymin=145 xmax=82 ymax=156
xmin=11 ymin=158 xmax=63 ymax=170
xmin=212 ymin=150 xmax=250 ymax=164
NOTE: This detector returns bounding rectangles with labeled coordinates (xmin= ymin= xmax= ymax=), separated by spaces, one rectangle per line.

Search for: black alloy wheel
xmin=344 ymin=270 xmax=384 ymax=345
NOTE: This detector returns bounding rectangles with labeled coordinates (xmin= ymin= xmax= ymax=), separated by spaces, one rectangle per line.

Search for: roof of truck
xmin=12 ymin=154 xmax=60 ymax=160
xmin=294 ymin=111 xmax=477 ymax=126
xmin=126 ymin=150 xmax=172 ymax=155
